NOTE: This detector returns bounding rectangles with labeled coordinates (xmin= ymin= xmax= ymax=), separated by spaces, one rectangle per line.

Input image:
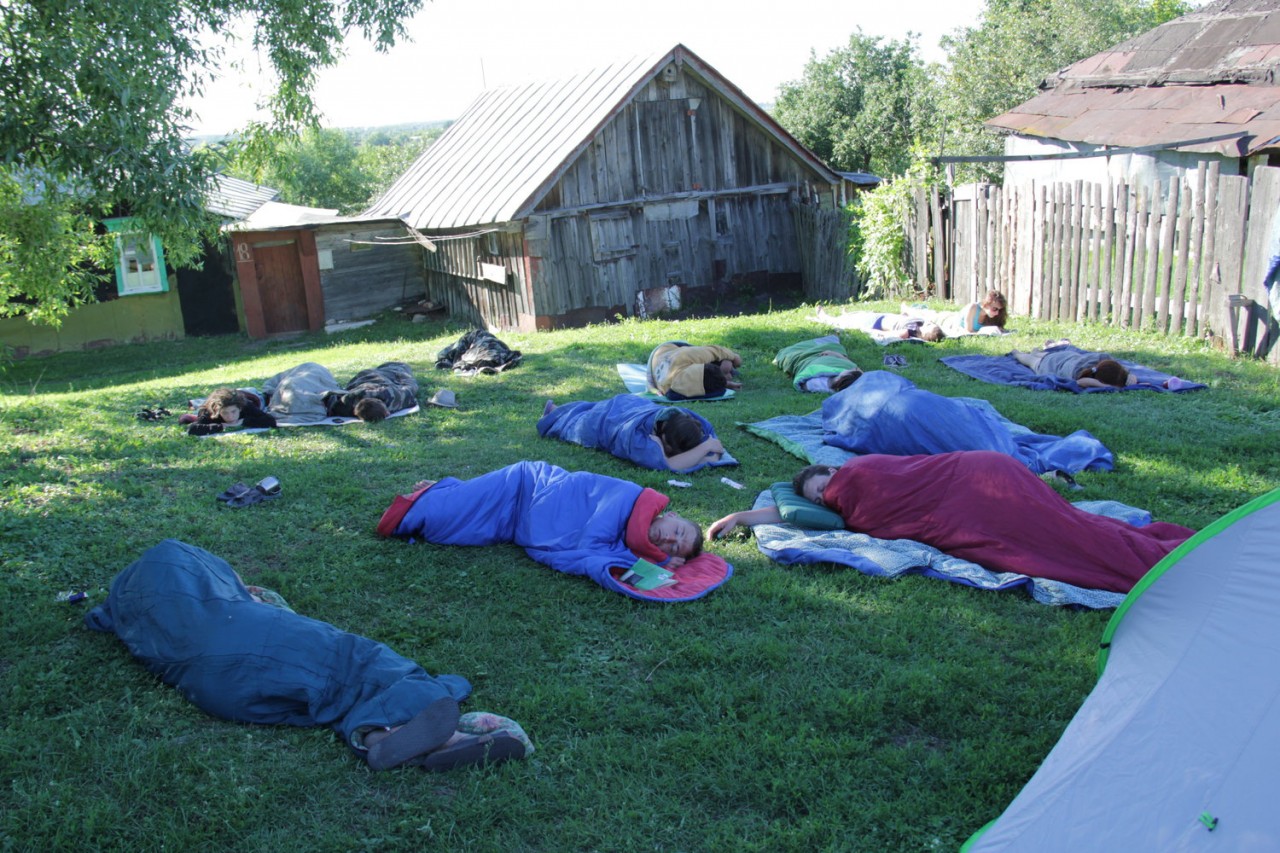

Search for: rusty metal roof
xmin=987 ymin=0 xmax=1280 ymax=156
xmin=364 ymin=44 xmax=838 ymax=230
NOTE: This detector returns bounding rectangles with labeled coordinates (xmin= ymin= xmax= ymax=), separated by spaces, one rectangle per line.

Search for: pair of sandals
xmin=365 ymin=697 xmax=532 ymax=772
xmin=216 ymin=476 xmax=281 ymax=507
xmin=136 ymin=406 xmax=172 ymax=421
xmin=883 ymin=354 xmax=908 ymax=367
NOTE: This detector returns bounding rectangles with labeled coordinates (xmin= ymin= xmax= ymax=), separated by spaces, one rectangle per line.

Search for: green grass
xmin=3 ymin=304 xmax=1278 ymax=852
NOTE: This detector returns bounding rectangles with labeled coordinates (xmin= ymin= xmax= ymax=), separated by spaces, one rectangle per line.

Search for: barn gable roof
xmin=364 ymin=44 xmax=839 ymax=230
xmin=987 ymin=0 xmax=1280 ymax=157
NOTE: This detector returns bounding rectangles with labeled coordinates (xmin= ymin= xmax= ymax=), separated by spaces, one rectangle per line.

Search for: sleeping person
xmin=538 ymin=395 xmax=732 ymax=472
xmin=264 ymin=361 xmax=417 ymax=424
xmin=708 ymin=451 xmax=1194 ymax=594
xmin=814 ymin=309 xmax=945 ymax=342
xmin=646 ymin=341 xmax=743 ymax=400
xmin=819 ymin=370 xmax=1114 ymax=475
xmin=1012 ymin=347 xmax=1137 ymax=388
xmin=85 ymin=539 xmax=533 ymax=772
xmin=262 ymin=362 xmax=349 ymax=423
xmin=773 ymin=337 xmax=864 ymax=392
xmin=378 ymin=461 xmax=733 ymax=601
xmin=327 ymin=361 xmax=420 ymax=420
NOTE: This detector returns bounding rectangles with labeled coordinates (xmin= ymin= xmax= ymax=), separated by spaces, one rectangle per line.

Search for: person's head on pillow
xmin=1087 ymin=359 xmax=1133 ymax=388
xmin=649 ymin=512 xmax=704 ymax=559
xmin=793 ymin=464 xmax=839 ymax=506
xmin=354 ymin=398 xmax=390 ymax=422
xmin=656 ymin=411 xmax=704 ymax=455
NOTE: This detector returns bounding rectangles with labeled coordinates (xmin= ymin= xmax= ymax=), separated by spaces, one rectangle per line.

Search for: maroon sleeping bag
xmin=822 ymin=451 xmax=1194 ymax=593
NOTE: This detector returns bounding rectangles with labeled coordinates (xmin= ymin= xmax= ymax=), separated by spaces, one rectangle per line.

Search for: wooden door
xmin=253 ymin=241 xmax=309 ymax=334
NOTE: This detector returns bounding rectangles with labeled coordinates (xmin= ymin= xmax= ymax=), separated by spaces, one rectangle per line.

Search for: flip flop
xmin=216 ymin=483 xmax=252 ymax=503
xmin=365 ymin=696 xmax=460 ymax=771
xmin=415 ymin=731 xmax=528 ymax=772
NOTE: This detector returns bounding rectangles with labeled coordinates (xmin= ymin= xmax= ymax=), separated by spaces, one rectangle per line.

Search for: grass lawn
xmin=3 ymin=303 xmax=1278 ymax=852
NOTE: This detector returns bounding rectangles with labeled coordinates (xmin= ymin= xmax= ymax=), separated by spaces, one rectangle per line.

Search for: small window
xmin=104 ymin=218 xmax=168 ymax=296
xmin=589 ymin=212 xmax=636 ymax=261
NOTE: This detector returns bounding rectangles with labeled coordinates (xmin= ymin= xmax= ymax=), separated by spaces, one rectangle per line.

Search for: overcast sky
xmin=187 ymin=0 xmax=988 ymax=135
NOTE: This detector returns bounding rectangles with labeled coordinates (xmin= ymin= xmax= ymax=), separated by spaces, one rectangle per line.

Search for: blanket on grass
xmin=384 ymin=461 xmax=732 ymax=602
xmin=616 ymin=363 xmax=735 ymax=402
xmin=747 ymin=489 xmax=1155 ymax=608
xmin=759 ymin=371 xmax=1110 ymax=474
xmin=190 ymin=404 xmax=419 ymax=436
xmin=537 ymin=395 xmax=737 ymax=473
xmin=940 ymin=346 xmax=1206 ymax=393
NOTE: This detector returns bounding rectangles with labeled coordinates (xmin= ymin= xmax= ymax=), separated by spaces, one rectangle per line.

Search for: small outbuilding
xmin=986 ymin=0 xmax=1280 ymax=188
xmin=364 ymin=44 xmax=846 ymax=331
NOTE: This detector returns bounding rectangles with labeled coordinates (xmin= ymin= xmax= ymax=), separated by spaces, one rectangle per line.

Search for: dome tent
xmin=964 ymin=487 xmax=1280 ymax=851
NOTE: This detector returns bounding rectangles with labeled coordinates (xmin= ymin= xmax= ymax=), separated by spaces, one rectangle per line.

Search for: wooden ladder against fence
xmin=917 ymin=164 xmax=1280 ymax=363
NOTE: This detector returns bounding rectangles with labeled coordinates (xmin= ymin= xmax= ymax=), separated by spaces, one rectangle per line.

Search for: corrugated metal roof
xmin=364 ymin=44 xmax=838 ymax=230
xmin=205 ymin=175 xmax=279 ymax=220
xmin=988 ymin=0 xmax=1280 ymax=155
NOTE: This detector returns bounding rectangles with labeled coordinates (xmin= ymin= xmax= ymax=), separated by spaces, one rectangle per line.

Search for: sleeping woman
xmin=538 ymin=395 xmax=734 ymax=473
xmin=1012 ymin=347 xmax=1136 ymax=388
xmin=709 ymin=450 xmax=1194 ymax=594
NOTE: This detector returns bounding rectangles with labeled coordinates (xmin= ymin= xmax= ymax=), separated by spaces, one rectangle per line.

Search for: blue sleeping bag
xmin=536 ymin=395 xmax=736 ymax=472
xmin=392 ymin=461 xmax=731 ymax=602
xmin=821 ymin=371 xmax=1114 ymax=474
xmin=84 ymin=539 xmax=471 ymax=746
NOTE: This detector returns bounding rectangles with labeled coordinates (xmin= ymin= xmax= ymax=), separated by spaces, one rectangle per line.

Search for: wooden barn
xmin=364 ymin=44 xmax=848 ymax=331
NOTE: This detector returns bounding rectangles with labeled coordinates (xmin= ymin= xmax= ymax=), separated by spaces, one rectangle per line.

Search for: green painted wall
xmin=0 ymin=282 xmax=185 ymax=358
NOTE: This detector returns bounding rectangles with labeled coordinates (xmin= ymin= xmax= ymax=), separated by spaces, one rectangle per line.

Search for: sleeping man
xmin=538 ymin=395 xmax=734 ymax=473
xmin=820 ymin=370 xmax=1114 ymax=475
xmin=378 ymin=461 xmax=732 ymax=601
xmin=85 ymin=539 xmax=533 ymax=772
xmin=773 ymin=336 xmax=863 ymax=393
xmin=708 ymin=451 xmax=1194 ymax=594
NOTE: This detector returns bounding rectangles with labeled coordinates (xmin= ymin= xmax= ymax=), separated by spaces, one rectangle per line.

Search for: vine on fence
xmin=850 ymin=152 xmax=940 ymax=299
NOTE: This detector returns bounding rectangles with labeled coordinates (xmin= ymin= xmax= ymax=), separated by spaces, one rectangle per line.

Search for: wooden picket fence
xmin=911 ymin=163 xmax=1280 ymax=362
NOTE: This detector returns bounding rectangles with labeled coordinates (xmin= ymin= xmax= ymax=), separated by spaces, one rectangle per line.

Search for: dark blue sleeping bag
xmin=84 ymin=539 xmax=471 ymax=746
xmin=821 ymin=371 xmax=1113 ymax=474
xmin=536 ymin=395 xmax=736 ymax=472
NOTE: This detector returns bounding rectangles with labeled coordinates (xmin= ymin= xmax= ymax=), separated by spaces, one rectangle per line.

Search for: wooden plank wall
xmin=925 ymin=166 xmax=1280 ymax=361
xmin=315 ymin=224 xmax=426 ymax=323
xmin=793 ymin=204 xmax=861 ymax=300
xmin=421 ymin=230 xmax=533 ymax=330
xmin=523 ymin=65 xmax=832 ymax=319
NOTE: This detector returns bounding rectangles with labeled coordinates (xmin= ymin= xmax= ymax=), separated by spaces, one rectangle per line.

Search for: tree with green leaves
xmin=772 ymin=31 xmax=937 ymax=178
xmin=938 ymin=0 xmax=1192 ymax=180
xmin=227 ymin=125 xmax=440 ymax=213
xmin=0 ymin=0 xmax=424 ymax=325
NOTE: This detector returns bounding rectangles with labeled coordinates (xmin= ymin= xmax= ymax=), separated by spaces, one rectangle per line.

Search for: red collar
xmin=625 ymin=488 xmax=671 ymax=561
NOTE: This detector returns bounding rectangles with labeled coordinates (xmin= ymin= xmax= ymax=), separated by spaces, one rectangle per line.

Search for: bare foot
xmin=410 ymin=480 xmax=437 ymax=493
xmin=543 ymin=399 xmax=556 ymax=416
